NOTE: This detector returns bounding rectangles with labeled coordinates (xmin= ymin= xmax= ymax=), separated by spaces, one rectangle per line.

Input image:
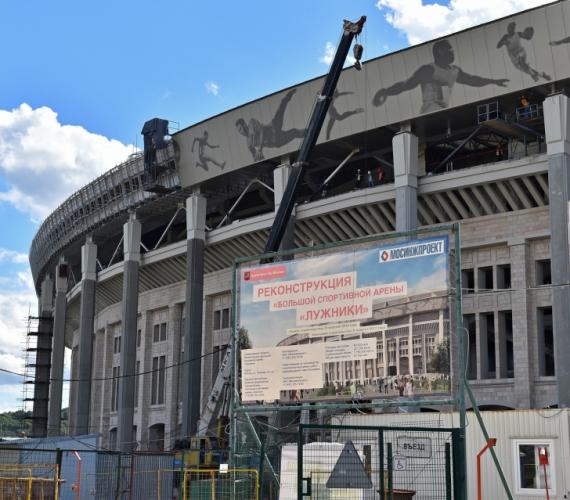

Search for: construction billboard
xmin=236 ymin=235 xmax=452 ymax=405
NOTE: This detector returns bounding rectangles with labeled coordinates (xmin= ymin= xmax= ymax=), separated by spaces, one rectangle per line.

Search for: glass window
xmin=160 ymin=322 xmax=167 ymax=342
xmin=222 ymin=308 xmax=230 ymax=329
xmin=461 ymin=269 xmax=474 ymax=294
xmin=134 ymin=360 xmax=140 ymax=408
xmin=538 ymin=307 xmax=554 ymax=376
xmin=514 ymin=440 xmax=555 ymax=495
xmin=151 ymin=357 xmax=158 ymax=405
xmin=113 ymin=336 xmax=121 ymax=354
xmin=136 ymin=329 xmax=141 ymax=348
xmin=153 ymin=324 xmax=160 ymax=343
xmin=497 ymin=264 xmax=511 ymax=289
xmin=151 ymin=355 xmax=166 ymax=405
xmin=111 ymin=366 xmax=120 ymax=412
xmin=214 ymin=310 xmax=221 ymax=330
xmin=478 ymin=266 xmax=493 ymax=290
xmin=536 ymin=259 xmax=551 ymax=286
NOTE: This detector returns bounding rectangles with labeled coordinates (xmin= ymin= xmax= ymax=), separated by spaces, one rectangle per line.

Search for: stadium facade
xmin=29 ymin=1 xmax=570 ymax=451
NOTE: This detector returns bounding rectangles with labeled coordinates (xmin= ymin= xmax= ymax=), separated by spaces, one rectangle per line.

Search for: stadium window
xmin=113 ymin=336 xmax=121 ymax=354
xmin=464 ymin=314 xmax=477 ymax=380
xmin=181 ymin=316 xmax=185 ymax=353
xmin=377 ymin=342 xmax=384 ymax=364
xmin=151 ymin=355 xmax=166 ymax=405
xmin=536 ymin=259 xmax=551 ymax=286
xmin=213 ymin=306 xmax=231 ymax=331
xmin=496 ymin=264 xmax=511 ymax=289
xmin=412 ymin=336 xmax=422 ymax=356
xmin=111 ymin=366 xmax=120 ymax=412
xmin=109 ymin=428 xmax=117 ymax=450
xmin=222 ymin=308 xmax=230 ymax=328
xmin=399 ymin=338 xmax=408 ymax=357
xmin=134 ymin=360 xmax=140 ymax=408
xmin=461 ymin=268 xmax=474 ymax=294
xmin=498 ymin=310 xmax=514 ymax=378
xmin=480 ymin=312 xmax=496 ymax=379
xmin=153 ymin=322 xmax=167 ymax=343
xmin=513 ymin=440 xmax=555 ymax=495
xmin=538 ymin=307 xmax=554 ymax=376
xmin=136 ymin=329 xmax=141 ymax=348
xmin=153 ymin=310 xmax=168 ymax=343
xmin=424 ymin=336 xmax=435 ymax=359
xmin=478 ymin=266 xmax=494 ymax=290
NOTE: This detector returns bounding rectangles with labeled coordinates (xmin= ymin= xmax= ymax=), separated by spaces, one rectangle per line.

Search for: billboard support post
xmin=454 ymin=225 xmax=468 ymax=498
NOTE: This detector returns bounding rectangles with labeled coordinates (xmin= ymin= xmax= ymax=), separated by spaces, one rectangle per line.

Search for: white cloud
xmin=205 ymin=81 xmax=220 ymax=96
xmin=0 ymin=248 xmax=28 ymax=264
xmin=377 ymin=0 xmax=553 ymax=45
xmin=0 ymin=103 xmax=133 ymax=221
xmin=320 ymin=41 xmax=356 ymax=66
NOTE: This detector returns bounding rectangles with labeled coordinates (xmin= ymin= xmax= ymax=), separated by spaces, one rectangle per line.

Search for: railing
xmin=29 ymin=143 xmax=179 ymax=290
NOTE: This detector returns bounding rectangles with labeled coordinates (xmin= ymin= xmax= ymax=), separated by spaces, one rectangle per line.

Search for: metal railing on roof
xmin=29 ymin=143 xmax=179 ymax=290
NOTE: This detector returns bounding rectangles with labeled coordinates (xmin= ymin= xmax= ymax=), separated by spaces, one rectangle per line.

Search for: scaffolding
xmin=22 ymin=314 xmax=53 ymax=438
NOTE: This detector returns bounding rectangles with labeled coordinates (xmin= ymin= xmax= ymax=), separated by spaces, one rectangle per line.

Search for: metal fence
xmin=0 ymin=445 xmax=265 ymax=499
xmin=297 ymin=424 xmax=462 ymax=500
xmin=178 ymin=468 xmax=259 ymax=500
xmin=0 ymin=446 xmax=174 ymax=499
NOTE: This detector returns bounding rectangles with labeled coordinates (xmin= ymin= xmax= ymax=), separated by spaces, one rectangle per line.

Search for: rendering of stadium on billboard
xmin=237 ymin=235 xmax=452 ymax=405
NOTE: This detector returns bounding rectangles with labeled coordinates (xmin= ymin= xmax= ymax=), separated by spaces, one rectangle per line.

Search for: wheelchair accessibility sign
xmin=393 ymin=455 xmax=408 ymax=471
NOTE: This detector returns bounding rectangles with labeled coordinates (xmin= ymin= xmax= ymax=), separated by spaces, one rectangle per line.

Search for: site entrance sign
xmin=235 ymin=233 xmax=453 ymax=405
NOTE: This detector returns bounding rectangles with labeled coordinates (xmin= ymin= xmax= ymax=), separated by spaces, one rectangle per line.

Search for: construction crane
xmin=197 ymin=15 xmax=366 ymax=441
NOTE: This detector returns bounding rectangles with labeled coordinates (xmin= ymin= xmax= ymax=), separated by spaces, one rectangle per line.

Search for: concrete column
xmin=544 ymin=93 xmax=570 ymax=407
xmin=274 ymin=164 xmax=296 ymax=250
xmin=31 ymin=275 xmax=54 ymax=438
xmin=507 ymin=238 xmax=533 ymax=404
xmin=167 ymin=304 xmax=183 ymax=445
xmin=475 ymin=314 xmax=482 ymax=380
xmin=478 ymin=314 xmax=489 ymax=379
xmin=48 ymin=260 xmax=68 ymax=436
xmin=182 ymin=193 xmax=207 ymax=437
xmin=493 ymin=311 xmax=501 ymax=380
xmin=392 ymin=131 xmax=419 ymax=232
xmin=118 ymin=213 xmax=141 ymax=452
xmin=75 ymin=236 xmax=97 ymax=435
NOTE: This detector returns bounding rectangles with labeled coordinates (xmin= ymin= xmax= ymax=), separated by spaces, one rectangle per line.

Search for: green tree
xmin=0 ymin=410 xmax=31 ymax=437
xmin=238 ymin=327 xmax=252 ymax=350
xmin=429 ymin=338 xmax=450 ymax=373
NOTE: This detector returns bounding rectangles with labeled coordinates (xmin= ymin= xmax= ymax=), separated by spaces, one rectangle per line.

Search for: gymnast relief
xmin=372 ymin=40 xmax=509 ymax=114
xmin=235 ymin=88 xmax=305 ymax=161
xmin=192 ymin=131 xmax=226 ymax=171
xmin=326 ymin=89 xmax=364 ymax=140
xmin=497 ymin=22 xmax=551 ymax=82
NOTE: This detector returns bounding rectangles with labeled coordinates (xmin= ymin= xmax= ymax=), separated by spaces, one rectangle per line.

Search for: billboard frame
xmin=228 ymin=222 xmax=466 ymax=495
xmin=230 ymin=222 xmax=464 ymax=415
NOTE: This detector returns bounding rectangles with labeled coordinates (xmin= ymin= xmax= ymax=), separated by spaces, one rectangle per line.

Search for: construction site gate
xmin=297 ymin=424 xmax=463 ymax=500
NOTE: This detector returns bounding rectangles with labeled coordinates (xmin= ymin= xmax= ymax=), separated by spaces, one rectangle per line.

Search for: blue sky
xmin=0 ymin=0 xmax=552 ymax=412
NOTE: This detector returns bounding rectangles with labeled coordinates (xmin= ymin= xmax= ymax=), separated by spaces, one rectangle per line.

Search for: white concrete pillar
xmin=118 ymin=212 xmax=141 ymax=452
xmin=274 ymin=164 xmax=295 ymax=251
xmin=393 ymin=131 xmax=419 ymax=232
xmin=182 ymin=193 xmax=207 ymax=437
xmin=75 ymin=236 xmax=97 ymax=435
xmin=48 ymin=259 xmax=68 ymax=436
xmin=544 ymin=93 xmax=570 ymax=407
